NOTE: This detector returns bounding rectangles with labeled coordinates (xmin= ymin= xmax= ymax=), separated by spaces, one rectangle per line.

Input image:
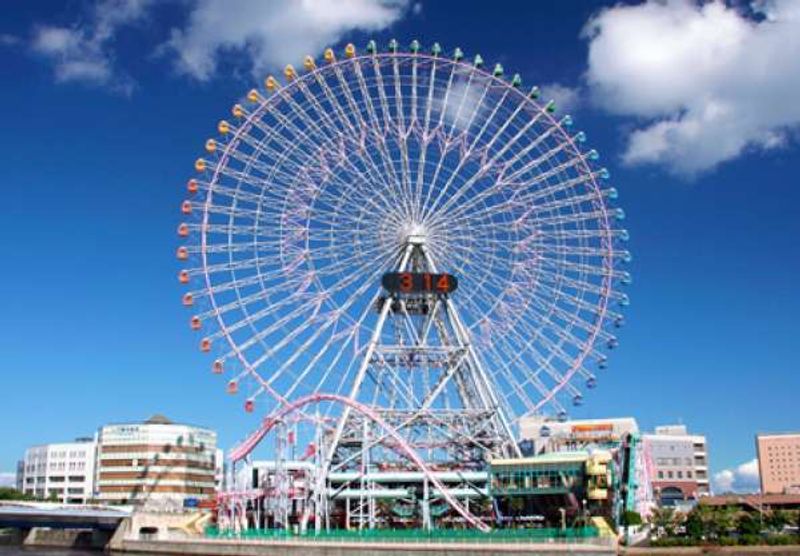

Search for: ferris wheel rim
xmin=182 ymin=43 xmax=627 ymax=422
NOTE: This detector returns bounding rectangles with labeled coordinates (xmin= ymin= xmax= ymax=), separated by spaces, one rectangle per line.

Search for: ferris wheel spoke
xmin=432 ymin=169 xmax=600 ymax=232
xmin=369 ymin=57 xmax=417 ymax=220
xmin=472 ymin=336 xmax=540 ymax=414
xmin=351 ymin=59 xmax=411 ymax=211
xmin=428 ymin=135 xmax=577 ymax=224
xmin=423 ymin=83 xmax=530 ymax=222
xmin=347 ymin=63 xmax=407 ymax=201
xmin=422 ymin=74 xmax=497 ymax=220
xmin=309 ymin=64 xmax=410 ymax=216
xmin=441 ymin=174 xmax=606 ymax=229
xmin=389 ymin=55 xmax=418 ymax=221
xmin=241 ymin=98 xmax=395 ymax=219
xmin=413 ymin=55 xmax=440 ymax=215
xmin=428 ymin=96 xmax=537 ymax=221
xmin=486 ymin=316 xmax=575 ymax=398
xmin=284 ymin=75 xmax=402 ymax=213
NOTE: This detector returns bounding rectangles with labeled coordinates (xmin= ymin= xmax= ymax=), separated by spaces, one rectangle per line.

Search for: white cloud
xmin=165 ymin=0 xmax=411 ymax=81
xmin=713 ymin=458 xmax=760 ymax=494
xmin=539 ymin=83 xmax=581 ymax=114
xmin=31 ymin=0 xmax=153 ymax=93
xmin=0 ymin=472 xmax=15 ymax=488
xmin=583 ymin=0 xmax=800 ymax=175
xmin=0 ymin=34 xmax=21 ymax=46
xmin=440 ymin=78 xmax=486 ymax=132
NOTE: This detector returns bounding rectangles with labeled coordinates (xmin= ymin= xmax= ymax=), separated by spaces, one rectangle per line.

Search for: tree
xmin=0 ymin=487 xmax=33 ymax=501
xmin=649 ymin=507 xmax=678 ymax=537
xmin=685 ymin=510 xmax=705 ymax=539
xmin=736 ymin=513 xmax=760 ymax=536
xmin=766 ymin=509 xmax=790 ymax=531
xmin=708 ymin=506 xmax=737 ymax=539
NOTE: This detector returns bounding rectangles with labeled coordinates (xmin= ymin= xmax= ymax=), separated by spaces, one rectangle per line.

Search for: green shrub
xmin=622 ymin=511 xmax=642 ymax=526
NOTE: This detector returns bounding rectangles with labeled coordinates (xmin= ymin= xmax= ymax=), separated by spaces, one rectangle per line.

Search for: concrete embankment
xmin=622 ymin=547 xmax=800 ymax=555
xmin=107 ymin=514 xmax=616 ymax=555
xmin=113 ymin=537 xmax=615 ymax=556
xmin=0 ymin=527 xmax=111 ymax=550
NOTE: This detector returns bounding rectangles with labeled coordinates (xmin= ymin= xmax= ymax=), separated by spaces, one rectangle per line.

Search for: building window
xmin=660 ymin=486 xmax=685 ymax=507
xmin=687 ymin=471 xmax=693 ymax=479
xmin=677 ymin=471 xmax=683 ymax=479
xmin=668 ymin=471 xmax=674 ymax=479
xmin=658 ymin=471 xmax=663 ymax=479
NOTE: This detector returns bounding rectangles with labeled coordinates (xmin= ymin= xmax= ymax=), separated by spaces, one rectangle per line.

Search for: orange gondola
xmin=182 ymin=293 xmax=194 ymax=307
xmin=176 ymin=247 xmax=188 ymax=260
xmin=227 ymin=380 xmax=238 ymax=395
xmin=178 ymin=270 xmax=190 ymax=284
xmin=212 ymin=360 xmax=224 ymax=374
xmin=191 ymin=316 xmax=202 ymax=330
xmin=181 ymin=200 xmax=192 ymax=214
xmin=177 ymin=223 xmax=189 ymax=237
xmin=200 ymin=337 xmax=211 ymax=352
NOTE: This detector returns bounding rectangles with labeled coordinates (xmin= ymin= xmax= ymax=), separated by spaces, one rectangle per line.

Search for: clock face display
xmin=381 ymin=272 xmax=458 ymax=295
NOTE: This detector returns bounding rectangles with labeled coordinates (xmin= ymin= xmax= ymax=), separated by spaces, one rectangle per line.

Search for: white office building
xmin=18 ymin=437 xmax=97 ymax=503
xmin=643 ymin=424 xmax=709 ymax=506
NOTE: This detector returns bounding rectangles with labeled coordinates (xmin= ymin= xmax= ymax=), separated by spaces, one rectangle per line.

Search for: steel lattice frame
xmin=178 ymin=40 xmax=629 ymax=465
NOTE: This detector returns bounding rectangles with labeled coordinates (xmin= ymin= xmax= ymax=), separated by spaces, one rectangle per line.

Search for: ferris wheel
xmin=177 ymin=39 xmax=630 ymax=451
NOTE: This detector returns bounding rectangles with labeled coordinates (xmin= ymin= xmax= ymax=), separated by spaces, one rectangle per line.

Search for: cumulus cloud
xmin=165 ymin=0 xmax=411 ymax=81
xmin=31 ymin=0 xmax=153 ymax=93
xmin=713 ymin=458 xmax=760 ymax=493
xmin=539 ymin=83 xmax=581 ymax=114
xmin=583 ymin=0 xmax=800 ymax=175
xmin=0 ymin=472 xmax=15 ymax=488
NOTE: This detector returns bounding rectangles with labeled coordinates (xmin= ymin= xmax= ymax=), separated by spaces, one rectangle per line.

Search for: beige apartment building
xmin=757 ymin=433 xmax=800 ymax=494
xmin=96 ymin=414 xmax=218 ymax=507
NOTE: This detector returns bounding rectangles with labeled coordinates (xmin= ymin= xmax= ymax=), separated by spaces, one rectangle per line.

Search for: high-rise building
xmin=644 ymin=425 xmax=709 ymax=506
xmin=95 ymin=414 xmax=217 ymax=507
xmin=756 ymin=433 xmax=800 ymax=494
xmin=17 ymin=437 xmax=97 ymax=503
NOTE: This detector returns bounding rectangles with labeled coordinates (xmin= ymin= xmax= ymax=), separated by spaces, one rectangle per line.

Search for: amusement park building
xmin=17 ymin=437 xmax=97 ymax=504
xmin=517 ymin=416 xmax=654 ymax=519
xmin=756 ymin=432 xmax=800 ymax=494
xmin=519 ymin=416 xmax=639 ymax=454
xmin=643 ymin=425 xmax=709 ymax=506
xmin=95 ymin=414 xmax=218 ymax=506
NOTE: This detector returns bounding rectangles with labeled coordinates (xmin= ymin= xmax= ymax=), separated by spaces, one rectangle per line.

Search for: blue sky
xmin=1 ymin=0 xmax=799 ymax=493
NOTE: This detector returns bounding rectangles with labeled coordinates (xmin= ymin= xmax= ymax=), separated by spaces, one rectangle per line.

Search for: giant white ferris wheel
xmin=177 ymin=39 xmax=630 ymax=529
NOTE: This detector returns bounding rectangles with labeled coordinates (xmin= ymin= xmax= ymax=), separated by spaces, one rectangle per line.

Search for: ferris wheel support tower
xmin=316 ymin=235 xmax=519 ymax=530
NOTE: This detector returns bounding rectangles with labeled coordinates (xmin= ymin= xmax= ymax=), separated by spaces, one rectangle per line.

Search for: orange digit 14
xmin=436 ymin=274 xmax=450 ymax=292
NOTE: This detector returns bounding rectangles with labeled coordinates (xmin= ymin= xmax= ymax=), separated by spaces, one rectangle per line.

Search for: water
xmin=0 ymin=549 xmax=150 ymax=556
xmin=0 ymin=549 xmax=99 ymax=556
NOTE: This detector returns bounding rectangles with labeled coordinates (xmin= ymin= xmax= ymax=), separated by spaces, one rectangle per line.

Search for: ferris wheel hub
xmin=402 ymin=222 xmax=428 ymax=245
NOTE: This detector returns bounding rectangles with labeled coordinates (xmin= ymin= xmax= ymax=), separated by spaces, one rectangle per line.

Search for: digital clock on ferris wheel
xmin=381 ymin=272 xmax=458 ymax=295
